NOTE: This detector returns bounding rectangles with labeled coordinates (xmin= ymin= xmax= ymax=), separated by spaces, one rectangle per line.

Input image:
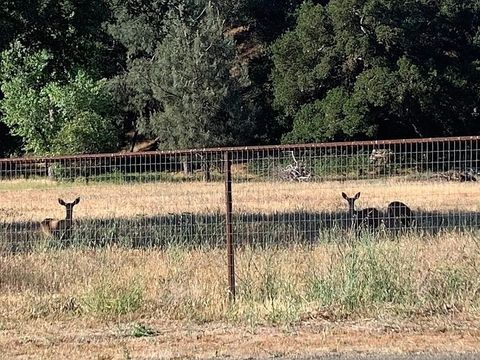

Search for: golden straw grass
xmin=0 ymin=179 xmax=478 ymax=221
xmin=1 ymin=231 xmax=479 ymax=324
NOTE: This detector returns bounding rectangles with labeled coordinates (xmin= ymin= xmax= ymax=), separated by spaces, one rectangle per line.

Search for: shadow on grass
xmin=1 ymin=210 xmax=479 ymax=253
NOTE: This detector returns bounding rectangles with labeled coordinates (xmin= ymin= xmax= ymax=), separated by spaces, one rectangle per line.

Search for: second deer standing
xmin=342 ymin=192 xmax=381 ymax=229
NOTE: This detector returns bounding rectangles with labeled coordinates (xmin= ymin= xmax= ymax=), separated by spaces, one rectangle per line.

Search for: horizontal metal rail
xmin=1 ymin=135 xmax=479 ymax=164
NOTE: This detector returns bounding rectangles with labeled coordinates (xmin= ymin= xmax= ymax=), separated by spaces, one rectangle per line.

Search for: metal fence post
xmin=224 ymin=150 xmax=236 ymax=301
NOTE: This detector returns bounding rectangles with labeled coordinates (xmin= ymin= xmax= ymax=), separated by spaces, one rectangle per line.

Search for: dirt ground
xmin=1 ymin=318 xmax=479 ymax=359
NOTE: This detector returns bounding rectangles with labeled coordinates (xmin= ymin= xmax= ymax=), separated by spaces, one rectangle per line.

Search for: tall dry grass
xmin=1 ymin=231 xmax=479 ymax=325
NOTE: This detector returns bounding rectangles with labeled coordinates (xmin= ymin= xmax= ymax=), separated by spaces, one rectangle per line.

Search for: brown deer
xmin=342 ymin=192 xmax=381 ymax=229
xmin=387 ymin=201 xmax=413 ymax=229
xmin=40 ymin=197 xmax=80 ymax=240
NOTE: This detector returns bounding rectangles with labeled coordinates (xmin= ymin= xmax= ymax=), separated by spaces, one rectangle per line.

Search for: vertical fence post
xmin=224 ymin=150 xmax=236 ymax=301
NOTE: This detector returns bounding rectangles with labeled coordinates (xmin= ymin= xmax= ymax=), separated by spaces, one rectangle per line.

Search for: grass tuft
xmin=82 ymin=277 xmax=144 ymax=316
xmin=130 ymin=322 xmax=157 ymax=337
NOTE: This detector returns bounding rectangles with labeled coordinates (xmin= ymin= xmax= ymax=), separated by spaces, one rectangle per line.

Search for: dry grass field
xmin=0 ymin=178 xmax=479 ymax=221
xmin=1 ymin=231 xmax=480 ymax=357
xmin=2 ymin=231 xmax=479 ymax=323
xmin=1 ymin=178 xmax=480 ymax=357
xmin=2 ymin=317 xmax=480 ymax=358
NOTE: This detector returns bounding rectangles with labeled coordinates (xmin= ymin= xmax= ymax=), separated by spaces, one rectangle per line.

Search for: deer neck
xmin=348 ymin=202 xmax=356 ymax=217
xmin=64 ymin=208 xmax=74 ymax=223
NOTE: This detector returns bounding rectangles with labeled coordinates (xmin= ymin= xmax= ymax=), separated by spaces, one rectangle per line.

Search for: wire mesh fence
xmin=1 ymin=136 xmax=480 ymax=254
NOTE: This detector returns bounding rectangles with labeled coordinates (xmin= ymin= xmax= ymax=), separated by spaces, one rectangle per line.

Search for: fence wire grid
xmin=1 ymin=135 xmax=480 ymax=253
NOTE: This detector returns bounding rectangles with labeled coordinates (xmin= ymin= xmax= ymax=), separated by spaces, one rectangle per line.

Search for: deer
xmin=387 ymin=201 xmax=413 ymax=229
xmin=342 ymin=192 xmax=382 ymax=229
xmin=40 ymin=197 xmax=80 ymax=241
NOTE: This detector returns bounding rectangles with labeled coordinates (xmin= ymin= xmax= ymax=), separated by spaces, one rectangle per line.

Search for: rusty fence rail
xmin=0 ymin=135 xmax=480 ymax=255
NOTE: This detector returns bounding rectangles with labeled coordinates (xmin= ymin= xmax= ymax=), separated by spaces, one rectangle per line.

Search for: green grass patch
xmin=82 ymin=278 xmax=144 ymax=316
xmin=307 ymin=240 xmax=415 ymax=316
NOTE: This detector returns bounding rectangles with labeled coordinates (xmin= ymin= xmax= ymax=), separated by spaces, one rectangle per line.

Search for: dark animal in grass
xmin=342 ymin=192 xmax=381 ymax=229
xmin=387 ymin=201 xmax=413 ymax=229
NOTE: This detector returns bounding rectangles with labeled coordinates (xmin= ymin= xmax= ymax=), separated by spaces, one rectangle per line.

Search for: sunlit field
xmin=1 ymin=177 xmax=480 ymax=358
xmin=0 ymin=178 xmax=478 ymax=221
xmin=1 ymin=231 xmax=480 ymax=325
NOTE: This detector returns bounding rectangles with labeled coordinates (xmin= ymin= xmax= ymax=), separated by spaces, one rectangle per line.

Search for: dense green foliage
xmin=0 ymin=0 xmax=119 ymax=77
xmin=115 ymin=4 xmax=243 ymax=149
xmin=0 ymin=0 xmax=479 ymax=156
xmin=272 ymin=0 xmax=480 ymax=142
xmin=0 ymin=42 xmax=119 ymax=154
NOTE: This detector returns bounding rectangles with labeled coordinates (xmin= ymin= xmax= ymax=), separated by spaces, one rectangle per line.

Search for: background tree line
xmin=0 ymin=0 xmax=479 ymax=157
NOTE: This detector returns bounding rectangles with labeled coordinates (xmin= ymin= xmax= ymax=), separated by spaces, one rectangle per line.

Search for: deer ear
xmin=58 ymin=198 xmax=66 ymax=206
xmin=341 ymin=192 xmax=348 ymax=200
xmin=73 ymin=197 xmax=81 ymax=205
xmin=354 ymin=192 xmax=361 ymax=199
